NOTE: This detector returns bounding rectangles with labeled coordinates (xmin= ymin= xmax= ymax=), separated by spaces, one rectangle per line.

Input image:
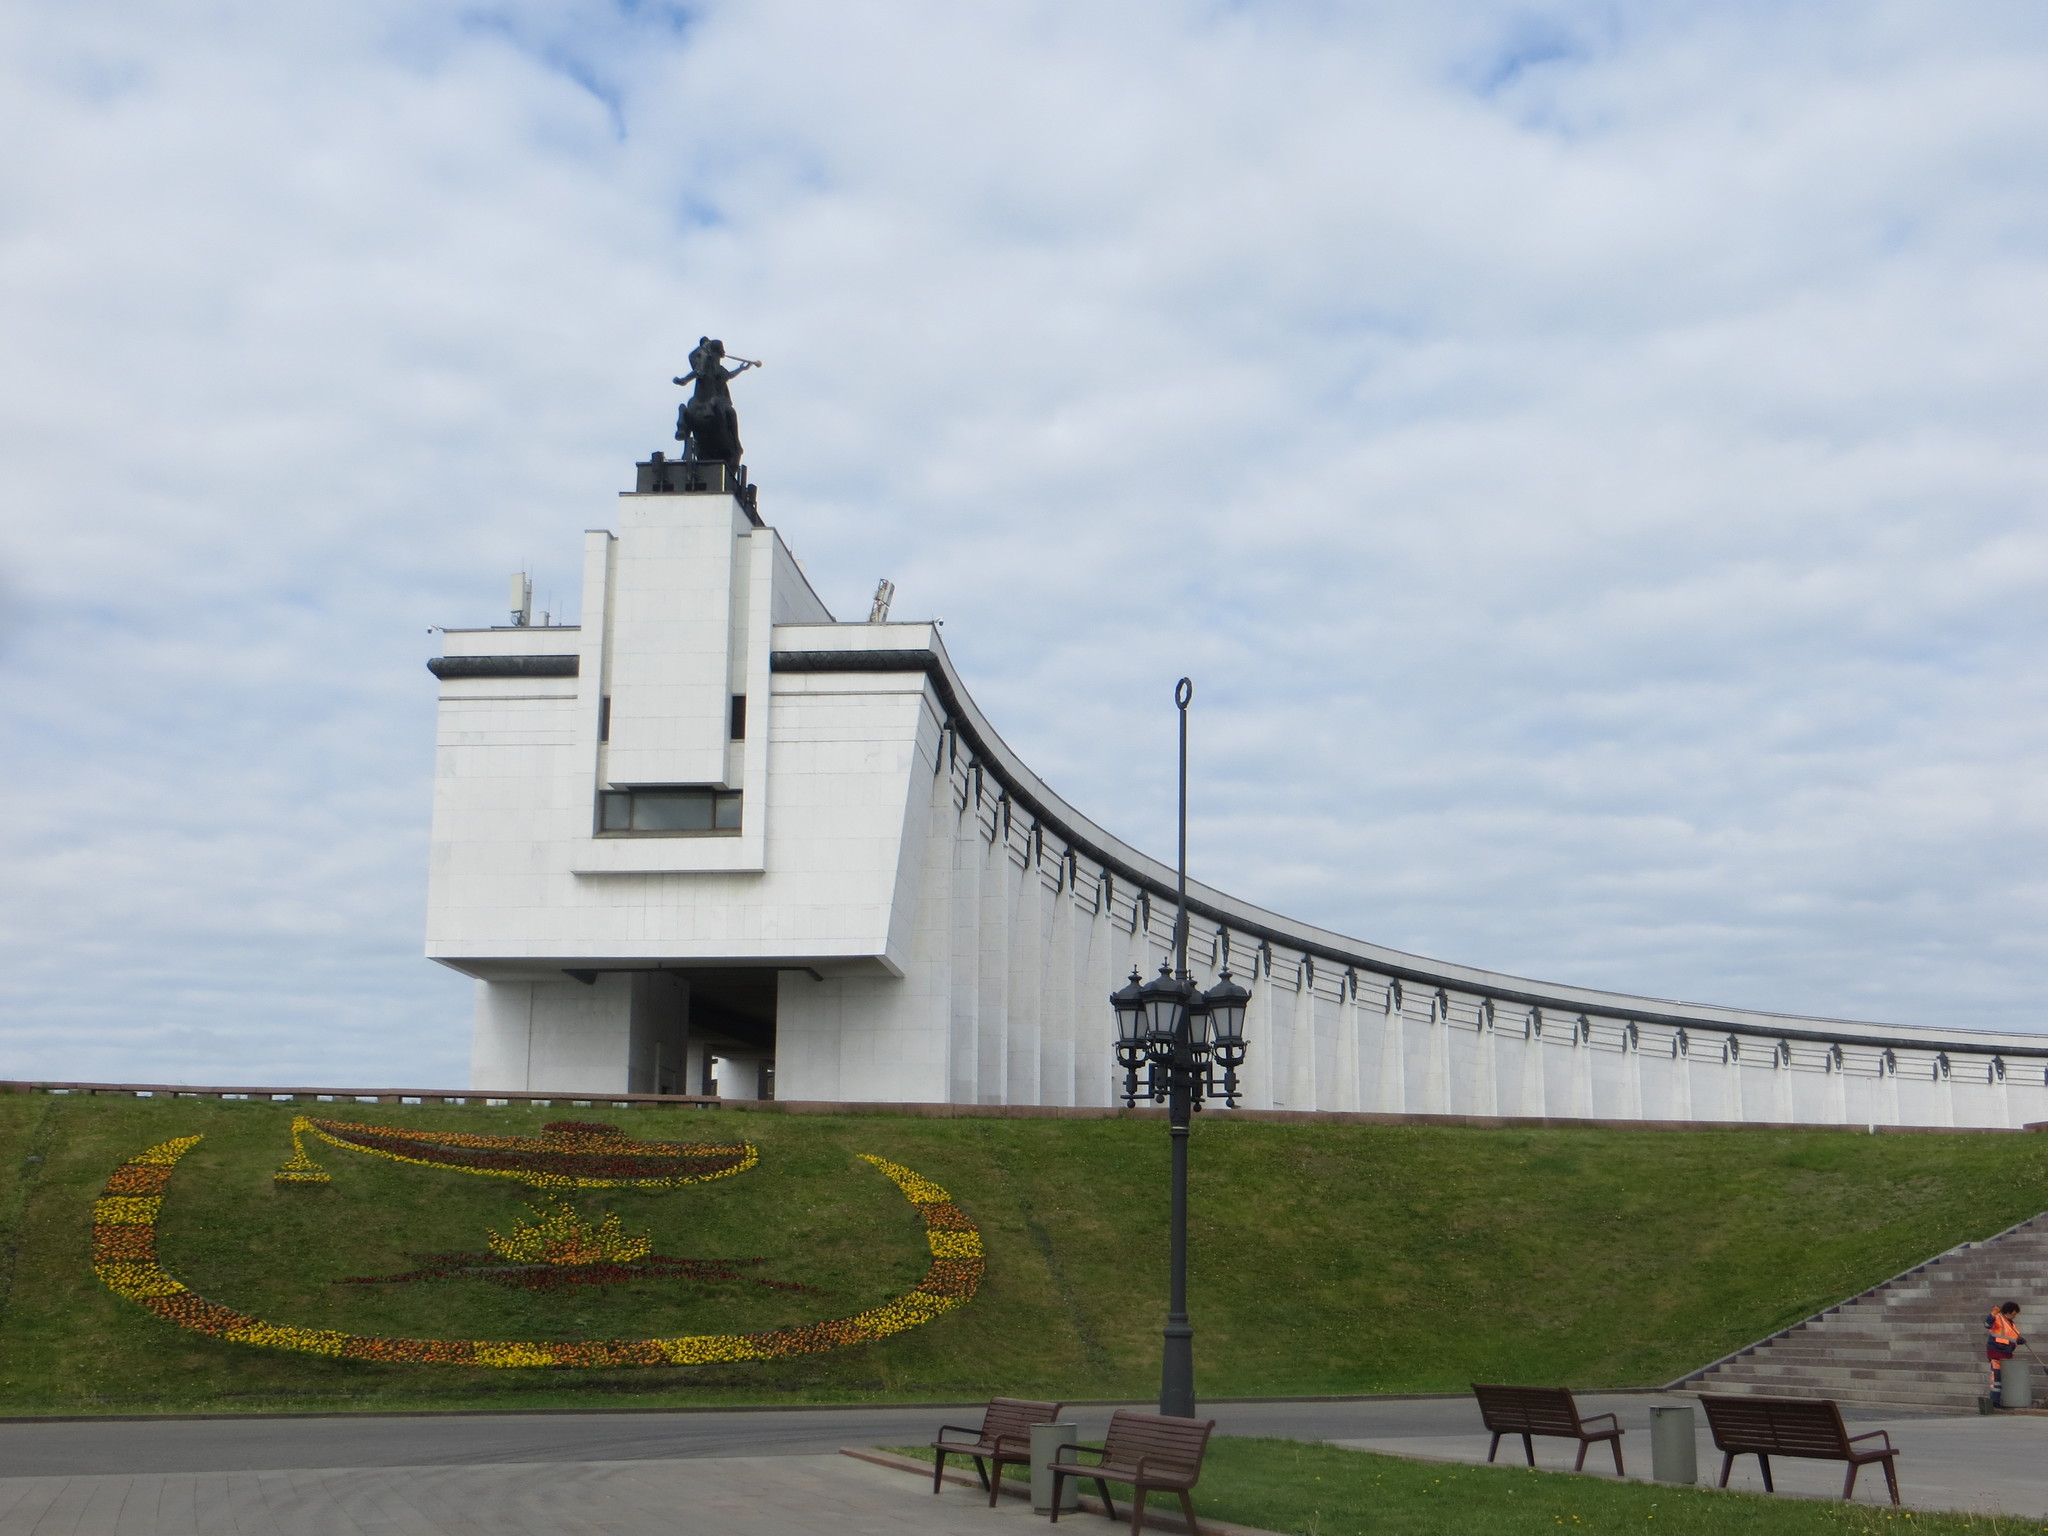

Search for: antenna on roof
xmin=509 ymin=572 xmax=533 ymax=627
xmin=868 ymin=578 xmax=895 ymax=624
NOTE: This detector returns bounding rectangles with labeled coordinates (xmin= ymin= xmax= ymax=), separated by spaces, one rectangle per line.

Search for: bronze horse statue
xmin=673 ymin=338 xmax=755 ymax=468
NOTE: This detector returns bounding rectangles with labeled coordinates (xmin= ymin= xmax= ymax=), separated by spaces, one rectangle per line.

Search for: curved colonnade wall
xmin=775 ymin=633 xmax=2048 ymax=1131
xmin=427 ymin=482 xmax=2048 ymax=1129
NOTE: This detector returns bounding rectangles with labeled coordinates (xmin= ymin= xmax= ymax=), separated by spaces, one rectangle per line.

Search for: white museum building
xmin=426 ymin=454 xmax=2048 ymax=1129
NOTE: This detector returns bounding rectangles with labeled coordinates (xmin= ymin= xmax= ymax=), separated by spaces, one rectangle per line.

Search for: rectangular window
xmin=598 ymin=695 xmax=611 ymax=743
xmin=597 ymin=787 xmax=742 ymax=835
xmin=729 ymin=694 xmax=746 ymax=741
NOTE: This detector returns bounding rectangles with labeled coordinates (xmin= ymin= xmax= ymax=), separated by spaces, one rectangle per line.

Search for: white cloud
xmin=4 ymin=0 xmax=2048 ymax=1084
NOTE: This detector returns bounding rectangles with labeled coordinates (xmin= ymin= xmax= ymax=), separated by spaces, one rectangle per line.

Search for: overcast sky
xmin=4 ymin=1 xmax=2047 ymax=1087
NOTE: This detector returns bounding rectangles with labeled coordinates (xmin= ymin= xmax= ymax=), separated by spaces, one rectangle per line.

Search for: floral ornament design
xmin=487 ymin=1200 xmax=652 ymax=1265
xmin=272 ymin=1117 xmax=757 ymax=1189
xmin=329 ymin=1199 xmax=818 ymax=1295
xmin=95 ymin=1138 xmax=982 ymax=1366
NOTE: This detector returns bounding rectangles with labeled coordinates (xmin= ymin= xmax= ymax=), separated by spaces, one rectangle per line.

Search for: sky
xmin=4 ymin=1 xmax=2048 ymax=1088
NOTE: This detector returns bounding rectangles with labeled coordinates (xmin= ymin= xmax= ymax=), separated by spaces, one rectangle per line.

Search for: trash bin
xmin=1650 ymin=1406 xmax=1697 ymax=1485
xmin=1031 ymin=1421 xmax=1081 ymax=1513
xmin=2001 ymin=1358 xmax=2033 ymax=1409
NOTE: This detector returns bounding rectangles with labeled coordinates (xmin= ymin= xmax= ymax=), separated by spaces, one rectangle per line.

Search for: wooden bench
xmin=1048 ymin=1409 xmax=1216 ymax=1536
xmin=1472 ymin=1384 xmax=1625 ymax=1473
xmin=930 ymin=1397 xmax=1064 ymax=1506
xmin=1700 ymin=1395 xmax=1900 ymax=1504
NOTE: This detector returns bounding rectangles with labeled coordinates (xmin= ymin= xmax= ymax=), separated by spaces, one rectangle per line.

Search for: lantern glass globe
xmin=1110 ymin=970 xmax=1148 ymax=1046
xmin=1203 ymin=970 xmax=1250 ymax=1047
xmin=1139 ymin=964 xmax=1188 ymax=1040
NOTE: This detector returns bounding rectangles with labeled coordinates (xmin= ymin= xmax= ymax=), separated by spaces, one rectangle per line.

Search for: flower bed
xmin=94 ymin=1137 xmax=982 ymax=1367
xmin=274 ymin=1116 xmax=757 ymax=1188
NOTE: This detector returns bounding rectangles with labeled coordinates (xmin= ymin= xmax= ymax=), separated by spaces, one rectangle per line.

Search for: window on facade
xmin=598 ymin=787 xmax=742 ymax=834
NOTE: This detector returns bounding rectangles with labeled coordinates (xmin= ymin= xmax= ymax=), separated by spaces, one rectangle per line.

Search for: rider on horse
xmin=673 ymin=338 xmax=755 ymax=469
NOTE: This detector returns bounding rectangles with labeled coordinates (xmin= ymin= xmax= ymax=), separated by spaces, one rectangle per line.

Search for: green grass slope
xmin=0 ymin=1093 xmax=2044 ymax=1415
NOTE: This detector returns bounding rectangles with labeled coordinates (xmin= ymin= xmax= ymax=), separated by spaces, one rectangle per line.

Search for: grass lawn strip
xmin=6 ymin=1094 xmax=2048 ymax=1413
xmin=890 ymin=1439 xmax=2048 ymax=1536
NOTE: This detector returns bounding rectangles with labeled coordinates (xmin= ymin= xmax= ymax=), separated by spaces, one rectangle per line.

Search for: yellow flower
xmin=473 ymin=1341 xmax=559 ymax=1367
xmin=487 ymin=1200 xmax=652 ymax=1265
xmin=93 ymin=1263 xmax=185 ymax=1298
xmin=857 ymin=1155 xmax=952 ymax=1204
xmin=225 ymin=1321 xmax=351 ymax=1356
xmin=92 ymin=1197 xmax=162 ymax=1225
xmin=654 ymin=1335 xmax=770 ymax=1365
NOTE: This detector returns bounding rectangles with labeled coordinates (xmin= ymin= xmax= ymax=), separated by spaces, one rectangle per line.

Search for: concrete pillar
xmin=1568 ymin=1019 xmax=1594 ymax=1118
xmin=1669 ymin=1038 xmax=1694 ymax=1121
xmin=1620 ymin=1029 xmax=1645 ymax=1119
xmin=1287 ymin=957 xmax=1316 ymax=1112
xmin=1374 ymin=983 xmax=1407 ymax=1113
xmin=1041 ymin=850 xmax=1077 ymax=1107
xmin=472 ymin=973 xmax=635 ymax=1095
xmin=948 ymin=792 xmax=981 ymax=1103
xmin=1520 ymin=1011 xmax=1547 ymax=1117
xmin=1472 ymin=1004 xmax=1500 ymax=1117
xmin=1825 ymin=1052 xmax=1850 ymax=1125
xmin=1422 ymin=993 xmax=1452 ymax=1113
xmin=712 ymin=1054 xmax=761 ymax=1100
xmin=1336 ymin=978 xmax=1362 ymax=1113
xmin=1770 ymin=1045 xmax=1795 ymax=1123
xmin=976 ymin=802 xmax=1010 ymax=1105
xmin=628 ymin=973 xmax=689 ymax=1095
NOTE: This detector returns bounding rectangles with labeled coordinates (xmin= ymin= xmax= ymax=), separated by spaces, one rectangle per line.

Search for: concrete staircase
xmin=1675 ymin=1211 xmax=2048 ymax=1410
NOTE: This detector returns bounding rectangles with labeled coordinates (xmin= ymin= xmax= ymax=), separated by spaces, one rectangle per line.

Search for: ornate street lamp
xmin=1109 ymin=677 xmax=1250 ymax=1420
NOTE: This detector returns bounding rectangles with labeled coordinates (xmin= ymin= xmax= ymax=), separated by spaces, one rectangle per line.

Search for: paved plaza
xmin=1 ymin=1394 xmax=2043 ymax=1535
xmin=1330 ymin=1392 xmax=2048 ymax=1518
xmin=0 ymin=1452 xmax=1064 ymax=1536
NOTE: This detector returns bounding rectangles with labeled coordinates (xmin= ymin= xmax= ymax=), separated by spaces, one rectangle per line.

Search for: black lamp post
xmin=1111 ymin=677 xmax=1251 ymax=1420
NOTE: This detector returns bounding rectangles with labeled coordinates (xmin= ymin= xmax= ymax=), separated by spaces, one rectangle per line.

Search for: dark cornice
xmin=429 ymin=655 xmax=580 ymax=680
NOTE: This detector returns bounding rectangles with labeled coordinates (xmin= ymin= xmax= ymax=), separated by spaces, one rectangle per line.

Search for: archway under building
xmin=683 ymin=967 xmax=777 ymax=1100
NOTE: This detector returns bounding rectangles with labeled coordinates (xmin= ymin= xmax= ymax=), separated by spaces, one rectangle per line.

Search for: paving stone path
xmin=0 ymin=1452 xmax=1050 ymax=1536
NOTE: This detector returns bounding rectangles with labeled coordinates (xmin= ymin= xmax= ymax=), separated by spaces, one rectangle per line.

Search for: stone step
xmin=1705 ymin=1350 xmax=1985 ymax=1370
xmin=1778 ymin=1323 xmax=1994 ymax=1341
xmin=1880 ymin=1311 xmax=2041 ymax=1321
xmin=1744 ymin=1343 xmax=1982 ymax=1351
xmin=1819 ymin=1338 xmax=2000 ymax=1351
xmin=1885 ymin=1285 xmax=2046 ymax=1296
xmin=1695 ymin=1368 xmax=1982 ymax=1392
xmin=1890 ymin=1281 xmax=2048 ymax=1291
xmin=1731 ymin=1350 xmax=1979 ymax=1367
xmin=1708 ymin=1373 xmax=1987 ymax=1394
xmin=1674 ymin=1208 xmax=2048 ymax=1404
xmin=1699 ymin=1382 xmax=1983 ymax=1407
xmin=1701 ymin=1381 xmax=1980 ymax=1409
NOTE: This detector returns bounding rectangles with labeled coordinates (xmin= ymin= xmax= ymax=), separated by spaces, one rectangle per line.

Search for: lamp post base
xmin=1160 ymin=1321 xmax=1195 ymax=1419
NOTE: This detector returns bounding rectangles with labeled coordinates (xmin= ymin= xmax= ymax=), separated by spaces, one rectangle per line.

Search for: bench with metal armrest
xmin=1472 ymin=1383 xmax=1625 ymax=1474
xmin=1700 ymin=1395 xmax=1900 ymax=1504
xmin=1047 ymin=1409 xmax=1216 ymax=1536
xmin=930 ymin=1397 xmax=1064 ymax=1507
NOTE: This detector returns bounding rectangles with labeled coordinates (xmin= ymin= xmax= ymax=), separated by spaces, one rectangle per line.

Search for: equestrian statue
xmin=672 ymin=338 xmax=758 ymax=469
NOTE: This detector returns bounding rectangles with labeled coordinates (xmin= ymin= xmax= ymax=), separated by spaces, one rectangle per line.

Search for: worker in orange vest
xmin=1986 ymin=1302 xmax=2024 ymax=1402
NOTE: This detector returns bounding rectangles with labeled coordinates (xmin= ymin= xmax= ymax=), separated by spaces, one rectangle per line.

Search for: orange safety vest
xmin=1987 ymin=1312 xmax=2022 ymax=1358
